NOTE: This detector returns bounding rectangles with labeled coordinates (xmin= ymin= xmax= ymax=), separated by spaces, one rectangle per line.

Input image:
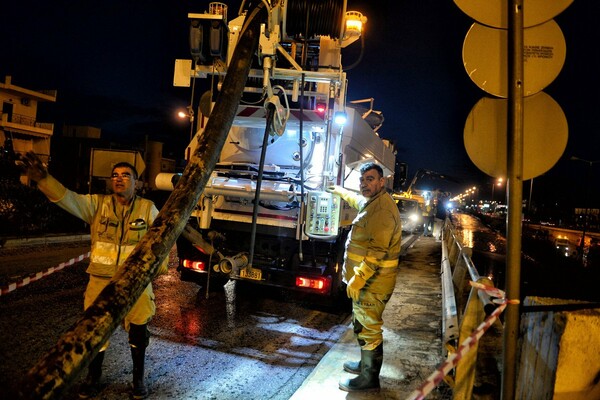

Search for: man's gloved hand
xmin=346 ymin=274 xmax=366 ymax=301
xmin=17 ymin=151 xmax=48 ymax=182
xmin=325 ymin=185 xmax=338 ymax=194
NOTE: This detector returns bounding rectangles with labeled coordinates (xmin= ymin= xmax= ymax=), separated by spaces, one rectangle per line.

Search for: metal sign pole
xmin=502 ymin=0 xmax=524 ymax=399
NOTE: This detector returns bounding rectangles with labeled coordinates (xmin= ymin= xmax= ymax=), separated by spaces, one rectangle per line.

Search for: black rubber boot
xmin=129 ymin=323 xmax=150 ymax=399
xmin=339 ymin=343 xmax=383 ymax=392
xmin=131 ymin=346 xmax=148 ymax=399
xmin=78 ymin=351 xmax=105 ymax=398
xmin=343 ymin=336 xmax=364 ymax=375
xmin=343 ymin=359 xmax=361 ymax=374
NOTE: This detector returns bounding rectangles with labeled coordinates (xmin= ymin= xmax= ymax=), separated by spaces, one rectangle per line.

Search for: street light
xmin=570 ymin=156 xmax=600 ymax=260
xmin=177 ymin=106 xmax=195 ymax=141
xmin=491 ymin=177 xmax=503 ymax=202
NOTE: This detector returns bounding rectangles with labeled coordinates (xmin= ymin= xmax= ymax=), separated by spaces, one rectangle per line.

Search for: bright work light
xmin=334 ymin=111 xmax=347 ymax=125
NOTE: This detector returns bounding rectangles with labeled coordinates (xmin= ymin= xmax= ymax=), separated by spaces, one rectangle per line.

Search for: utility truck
xmin=158 ymin=0 xmax=398 ymax=298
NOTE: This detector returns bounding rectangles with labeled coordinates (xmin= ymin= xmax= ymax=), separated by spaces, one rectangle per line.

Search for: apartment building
xmin=0 ymin=75 xmax=57 ymax=177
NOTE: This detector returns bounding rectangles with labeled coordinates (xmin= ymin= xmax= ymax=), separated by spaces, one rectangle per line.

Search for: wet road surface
xmin=0 ymin=245 xmax=351 ymax=399
xmin=446 ymin=212 xmax=508 ymax=289
xmin=448 ymin=211 xmax=600 ymax=302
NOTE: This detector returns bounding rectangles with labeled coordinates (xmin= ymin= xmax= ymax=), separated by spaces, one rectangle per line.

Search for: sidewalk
xmin=291 ymin=228 xmax=451 ymax=399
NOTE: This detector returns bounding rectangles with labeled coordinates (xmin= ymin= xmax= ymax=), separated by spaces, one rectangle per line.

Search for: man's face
xmin=111 ymin=167 xmax=136 ymax=200
xmin=359 ymin=168 xmax=385 ymax=198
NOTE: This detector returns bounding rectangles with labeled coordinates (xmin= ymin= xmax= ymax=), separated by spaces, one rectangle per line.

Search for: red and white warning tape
xmin=0 ymin=252 xmax=90 ymax=297
xmin=406 ymin=281 xmax=519 ymax=400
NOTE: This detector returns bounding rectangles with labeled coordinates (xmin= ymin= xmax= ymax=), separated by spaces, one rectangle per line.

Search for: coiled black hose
xmin=285 ymin=0 xmax=345 ymax=39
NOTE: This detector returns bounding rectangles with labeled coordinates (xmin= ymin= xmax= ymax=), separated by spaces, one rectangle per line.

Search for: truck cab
xmin=394 ymin=196 xmax=422 ymax=234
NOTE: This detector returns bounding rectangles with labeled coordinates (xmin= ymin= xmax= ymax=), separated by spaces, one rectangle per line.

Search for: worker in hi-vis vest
xmin=19 ymin=151 xmax=167 ymax=399
xmin=327 ymin=162 xmax=402 ymax=392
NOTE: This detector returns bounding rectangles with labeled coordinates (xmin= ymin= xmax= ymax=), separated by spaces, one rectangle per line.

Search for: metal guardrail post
xmin=452 ymin=248 xmax=469 ymax=312
xmin=453 ymin=286 xmax=481 ymax=399
xmin=453 ymin=275 xmax=494 ymax=400
xmin=448 ymin=235 xmax=459 ymax=272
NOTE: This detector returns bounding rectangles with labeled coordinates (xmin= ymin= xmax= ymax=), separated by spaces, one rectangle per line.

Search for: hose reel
xmin=282 ymin=0 xmax=346 ymax=40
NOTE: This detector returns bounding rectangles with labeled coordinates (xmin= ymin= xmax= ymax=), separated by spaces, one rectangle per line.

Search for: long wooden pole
xmin=18 ymin=4 xmax=267 ymax=399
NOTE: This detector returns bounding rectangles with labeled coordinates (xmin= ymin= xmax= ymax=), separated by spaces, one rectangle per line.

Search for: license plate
xmin=240 ymin=267 xmax=262 ymax=281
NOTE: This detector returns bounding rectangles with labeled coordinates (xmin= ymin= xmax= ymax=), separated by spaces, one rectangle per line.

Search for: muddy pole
xmin=18 ymin=3 xmax=267 ymax=399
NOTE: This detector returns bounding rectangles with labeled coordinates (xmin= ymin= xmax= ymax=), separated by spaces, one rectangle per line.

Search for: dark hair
xmin=112 ymin=162 xmax=138 ymax=180
xmin=360 ymin=162 xmax=383 ymax=178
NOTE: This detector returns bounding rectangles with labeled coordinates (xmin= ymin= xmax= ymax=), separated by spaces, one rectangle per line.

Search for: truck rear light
xmin=182 ymin=259 xmax=207 ymax=272
xmin=296 ymin=276 xmax=330 ymax=292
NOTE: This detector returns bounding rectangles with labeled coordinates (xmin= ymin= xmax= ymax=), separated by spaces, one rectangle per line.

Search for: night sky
xmin=1 ymin=1 xmax=599 ymax=208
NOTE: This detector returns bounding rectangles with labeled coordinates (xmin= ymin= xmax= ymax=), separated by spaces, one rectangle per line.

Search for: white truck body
xmin=163 ymin=1 xmax=397 ymax=296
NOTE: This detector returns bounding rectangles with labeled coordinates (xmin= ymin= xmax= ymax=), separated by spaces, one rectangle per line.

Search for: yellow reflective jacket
xmin=332 ymin=187 xmax=402 ymax=293
xmin=422 ymin=204 xmax=434 ymax=217
xmin=37 ymin=175 xmax=167 ymax=278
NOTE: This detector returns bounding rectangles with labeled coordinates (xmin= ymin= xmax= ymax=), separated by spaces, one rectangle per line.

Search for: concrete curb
xmin=0 ymin=234 xmax=91 ymax=248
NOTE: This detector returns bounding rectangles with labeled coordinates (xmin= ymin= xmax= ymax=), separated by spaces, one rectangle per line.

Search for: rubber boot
xmin=344 ymin=328 xmax=365 ymax=374
xmin=78 ymin=351 xmax=105 ymax=398
xmin=339 ymin=343 xmax=383 ymax=392
xmin=343 ymin=359 xmax=361 ymax=374
xmin=131 ymin=346 xmax=148 ymax=399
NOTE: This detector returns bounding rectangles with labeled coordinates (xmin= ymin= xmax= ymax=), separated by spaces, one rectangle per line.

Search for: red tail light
xmin=296 ymin=276 xmax=330 ymax=292
xmin=182 ymin=259 xmax=206 ymax=272
xmin=316 ymin=102 xmax=326 ymax=114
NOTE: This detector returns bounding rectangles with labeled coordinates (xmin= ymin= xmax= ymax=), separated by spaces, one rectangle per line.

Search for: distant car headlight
xmin=409 ymin=213 xmax=419 ymax=222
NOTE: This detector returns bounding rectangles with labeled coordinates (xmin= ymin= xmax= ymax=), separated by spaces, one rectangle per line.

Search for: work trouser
xmin=350 ymin=263 xmax=397 ymax=351
xmin=84 ymin=275 xmax=156 ymax=339
xmin=352 ymin=290 xmax=393 ymax=351
xmin=423 ymin=216 xmax=434 ymax=234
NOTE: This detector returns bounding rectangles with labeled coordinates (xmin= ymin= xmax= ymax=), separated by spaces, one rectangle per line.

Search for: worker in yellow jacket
xmin=422 ymin=202 xmax=435 ymax=237
xmin=327 ymin=162 xmax=402 ymax=392
xmin=20 ymin=151 xmax=167 ymax=399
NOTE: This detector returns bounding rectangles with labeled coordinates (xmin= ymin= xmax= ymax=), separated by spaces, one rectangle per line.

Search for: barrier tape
xmin=0 ymin=252 xmax=91 ymax=297
xmin=406 ymin=281 xmax=519 ymax=400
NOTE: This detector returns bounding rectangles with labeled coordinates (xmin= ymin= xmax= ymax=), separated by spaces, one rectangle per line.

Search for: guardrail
xmin=440 ymin=217 xmax=500 ymax=400
xmin=439 ymin=215 xmax=600 ymax=399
